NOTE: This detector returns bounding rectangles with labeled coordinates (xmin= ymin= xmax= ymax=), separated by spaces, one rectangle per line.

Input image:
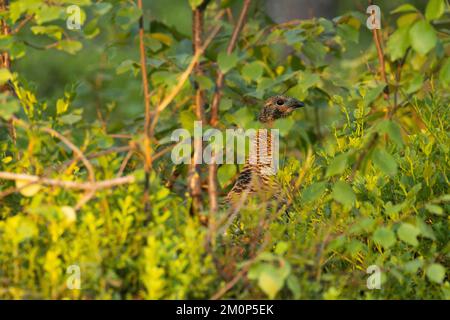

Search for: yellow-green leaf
xmin=426 ymin=264 xmax=445 ymax=283
xmin=425 ymin=0 xmax=445 ymax=21
xmin=397 ymin=223 xmax=421 ymax=246
xmin=332 ymin=181 xmax=356 ymax=206
xmin=16 ymin=179 xmax=42 ymax=197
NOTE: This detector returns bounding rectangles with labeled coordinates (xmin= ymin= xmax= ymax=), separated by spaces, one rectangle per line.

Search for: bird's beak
xmin=290 ymin=98 xmax=305 ymax=109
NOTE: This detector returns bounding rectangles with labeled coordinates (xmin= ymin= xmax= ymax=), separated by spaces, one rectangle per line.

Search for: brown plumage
xmin=226 ymin=95 xmax=304 ymax=209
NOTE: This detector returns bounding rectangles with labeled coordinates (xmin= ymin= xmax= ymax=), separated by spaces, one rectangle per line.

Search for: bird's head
xmin=258 ymin=95 xmax=305 ymax=123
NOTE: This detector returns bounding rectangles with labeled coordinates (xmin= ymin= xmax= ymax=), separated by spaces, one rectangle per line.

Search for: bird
xmin=226 ymin=95 xmax=304 ymax=210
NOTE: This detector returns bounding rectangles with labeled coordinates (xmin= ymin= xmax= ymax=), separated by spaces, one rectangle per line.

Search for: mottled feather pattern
xmin=226 ymin=95 xmax=304 ymax=209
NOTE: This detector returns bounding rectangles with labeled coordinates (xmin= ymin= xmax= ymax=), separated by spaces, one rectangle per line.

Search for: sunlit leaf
xmin=332 ymin=181 xmax=356 ymax=206
xmin=397 ymin=223 xmax=421 ymax=246
xmin=425 ymin=0 xmax=445 ymax=21
xmin=426 ymin=264 xmax=446 ymax=283
xmin=326 ymin=153 xmax=349 ymax=177
xmin=373 ymin=227 xmax=396 ymax=249
xmin=409 ymin=20 xmax=437 ymax=55
xmin=218 ymin=51 xmax=239 ymax=74
xmin=372 ymin=148 xmax=398 ymax=176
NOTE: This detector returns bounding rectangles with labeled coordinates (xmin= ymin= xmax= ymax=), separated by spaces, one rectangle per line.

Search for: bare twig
xmin=368 ymin=1 xmax=391 ymax=112
xmin=0 ymin=172 xmax=135 ymax=190
xmin=208 ymin=0 xmax=251 ymax=216
xmin=188 ymin=1 xmax=211 ymax=215
xmin=12 ymin=117 xmax=96 ymax=183
xmin=210 ymin=234 xmax=269 ymax=300
xmin=210 ymin=0 xmax=251 ymax=126
xmin=389 ymin=48 xmax=411 ymax=118
xmin=117 ymin=150 xmax=134 ymax=177
xmin=152 ymin=17 xmax=223 ymax=117
xmin=11 ymin=14 xmax=34 ymax=34
xmin=136 ymin=0 xmax=153 ymax=214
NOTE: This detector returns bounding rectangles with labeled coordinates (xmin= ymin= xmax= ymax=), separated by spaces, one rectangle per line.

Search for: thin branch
xmin=369 ymin=1 xmax=391 ymax=112
xmin=188 ymin=1 xmax=211 ymax=215
xmin=0 ymin=172 xmax=135 ymax=190
xmin=210 ymin=234 xmax=269 ymax=300
xmin=152 ymin=16 xmax=224 ymax=117
xmin=389 ymin=48 xmax=410 ymax=118
xmin=117 ymin=150 xmax=134 ymax=177
xmin=11 ymin=14 xmax=34 ymax=34
xmin=136 ymin=0 xmax=152 ymax=213
xmin=12 ymin=117 xmax=96 ymax=183
xmin=208 ymin=0 xmax=251 ymax=215
xmin=210 ymin=0 xmax=251 ymax=126
xmin=87 ymin=146 xmax=131 ymax=160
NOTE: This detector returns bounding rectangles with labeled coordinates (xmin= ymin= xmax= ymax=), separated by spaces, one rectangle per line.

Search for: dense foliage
xmin=0 ymin=0 xmax=448 ymax=299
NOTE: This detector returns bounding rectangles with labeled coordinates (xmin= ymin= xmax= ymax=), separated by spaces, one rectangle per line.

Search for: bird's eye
xmin=276 ymin=99 xmax=284 ymax=105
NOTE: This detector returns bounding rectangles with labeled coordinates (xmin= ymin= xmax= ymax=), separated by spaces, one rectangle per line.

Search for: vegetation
xmin=0 ymin=0 xmax=448 ymax=299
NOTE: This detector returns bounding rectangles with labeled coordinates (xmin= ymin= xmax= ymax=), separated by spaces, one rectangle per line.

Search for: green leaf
xmin=397 ymin=223 xmax=421 ymax=246
xmin=391 ymin=4 xmax=418 ymax=14
xmin=84 ymin=19 xmax=100 ymax=39
xmin=302 ymin=182 xmax=327 ymax=203
xmin=230 ymin=107 xmax=253 ymax=128
xmin=426 ymin=263 xmax=446 ymax=283
xmin=326 ymin=153 xmax=349 ymax=177
xmin=56 ymin=99 xmax=69 ymax=115
xmin=94 ymin=2 xmax=113 ymax=15
xmin=189 ymin=0 xmax=204 ymax=9
xmin=337 ymin=24 xmax=359 ymax=43
xmin=372 ymin=148 xmax=398 ymax=176
xmin=60 ymin=113 xmax=82 ymax=125
xmin=0 ymin=68 xmax=12 ymax=84
xmin=416 ymin=218 xmax=436 ymax=240
xmin=302 ymin=40 xmax=327 ymax=66
xmin=349 ymin=217 xmax=376 ymax=235
xmin=378 ymin=120 xmax=404 ymax=148
xmin=31 ymin=26 xmax=63 ymax=40
xmin=405 ymin=73 xmax=424 ymax=94
xmin=425 ymin=203 xmax=443 ymax=216
xmin=258 ymin=264 xmax=284 ymax=299
xmin=35 ymin=5 xmax=63 ymax=24
xmin=409 ymin=20 xmax=437 ymax=55
xmin=116 ymin=60 xmax=139 ymax=75
xmin=194 ymin=75 xmax=214 ymax=90
xmin=57 ymin=40 xmax=83 ymax=55
xmin=403 ymin=259 xmax=423 ymax=273
xmin=286 ymin=275 xmax=301 ymax=299
xmin=220 ymin=98 xmax=232 ymax=111
xmin=116 ymin=6 xmax=142 ymax=30
xmin=387 ymin=27 xmax=410 ymax=61
xmin=8 ymin=216 xmax=38 ymax=243
xmin=297 ymin=71 xmax=320 ymax=92
xmin=217 ymin=165 xmax=236 ymax=188
xmin=218 ymin=51 xmax=239 ymax=74
xmin=16 ymin=179 xmax=41 ymax=197
xmin=373 ymin=227 xmax=396 ymax=249
xmin=332 ymin=181 xmax=356 ymax=207
xmin=363 ymin=85 xmax=385 ymax=107
xmin=425 ymin=0 xmax=445 ymax=21
xmin=396 ymin=13 xmax=419 ymax=28
xmin=148 ymin=0 xmax=192 ymax=36
xmin=439 ymin=58 xmax=450 ymax=88
xmin=383 ymin=120 xmax=404 ymax=148
xmin=241 ymin=61 xmax=264 ymax=82
xmin=0 ymin=95 xmax=19 ymax=120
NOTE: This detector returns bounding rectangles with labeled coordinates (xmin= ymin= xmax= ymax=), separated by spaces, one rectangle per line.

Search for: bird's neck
xmin=247 ymin=127 xmax=277 ymax=176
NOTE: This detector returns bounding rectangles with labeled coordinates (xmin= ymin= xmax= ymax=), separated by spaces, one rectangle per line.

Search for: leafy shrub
xmin=0 ymin=0 xmax=448 ymax=299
